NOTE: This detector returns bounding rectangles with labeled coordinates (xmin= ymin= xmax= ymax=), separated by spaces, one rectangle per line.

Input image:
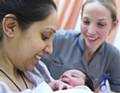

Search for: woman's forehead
xmin=83 ymin=2 xmax=111 ymax=16
xmin=82 ymin=2 xmax=112 ymax=22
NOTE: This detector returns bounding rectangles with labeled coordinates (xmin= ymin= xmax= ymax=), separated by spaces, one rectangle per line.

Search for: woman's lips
xmin=86 ymin=36 xmax=99 ymax=43
xmin=35 ymin=55 xmax=42 ymax=60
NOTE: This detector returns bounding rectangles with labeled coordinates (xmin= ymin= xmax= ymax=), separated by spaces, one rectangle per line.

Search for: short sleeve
xmin=108 ymin=47 xmax=120 ymax=92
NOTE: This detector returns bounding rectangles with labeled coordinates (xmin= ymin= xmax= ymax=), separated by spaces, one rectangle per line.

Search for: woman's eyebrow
xmin=98 ymin=18 xmax=109 ymax=21
xmin=45 ymin=27 xmax=56 ymax=33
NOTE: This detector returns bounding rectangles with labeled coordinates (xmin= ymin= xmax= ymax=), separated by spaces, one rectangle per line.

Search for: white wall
xmin=114 ymin=24 xmax=120 ymax=50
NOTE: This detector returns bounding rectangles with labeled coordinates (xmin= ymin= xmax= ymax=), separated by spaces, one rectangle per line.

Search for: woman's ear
xmin=112 ymin=19 xmax=118 ymax=28
xmin=111 ymin=19 xmax=118 ymax=32
xmin=2 ymin=14 xmax=17 ymax=38
xmin=109 ymin=20 xmax=118 ymax=35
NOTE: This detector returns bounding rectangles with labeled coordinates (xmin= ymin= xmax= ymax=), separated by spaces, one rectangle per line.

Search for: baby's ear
xmin=2 ymin=14 xmax=17 ymax=38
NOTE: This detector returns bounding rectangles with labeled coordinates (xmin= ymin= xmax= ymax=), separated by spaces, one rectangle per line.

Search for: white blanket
xmin=54 ymin=86 xmax=94 ymax=93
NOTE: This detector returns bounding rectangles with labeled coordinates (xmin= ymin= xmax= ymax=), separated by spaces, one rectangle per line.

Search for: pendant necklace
xmin=0 ymin=69 xmax=28 ymax=92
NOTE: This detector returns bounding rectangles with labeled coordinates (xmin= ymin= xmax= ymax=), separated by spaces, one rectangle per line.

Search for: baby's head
xmin=59 ymin=69 xmax=86 ymax=87
xmin=59 ymin=69 xmax=94 ymax=91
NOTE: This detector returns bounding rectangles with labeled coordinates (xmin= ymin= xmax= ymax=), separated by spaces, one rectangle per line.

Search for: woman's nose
xmin=44 ymin=41 xmax=53 ymax=54
xmin=87 ymin=24 xmax=96 ymax=34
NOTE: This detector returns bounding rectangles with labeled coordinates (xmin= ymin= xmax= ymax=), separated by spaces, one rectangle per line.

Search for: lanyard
xmin=100 ymin=74 xmax=110 ymax=92
xmin=100 ymin=73 xmax=120 ymax=92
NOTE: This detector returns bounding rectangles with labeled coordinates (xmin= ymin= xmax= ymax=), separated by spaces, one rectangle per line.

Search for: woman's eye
xmin=41 ymin=34 xmax=49 ymax=41
xmin=83 ymin=20 xmax=90 ymax=25
xmin=41 ymin=28 xmax=55 ymax=41
xmin=97 ymin=23 xmax=106 ymax=28
xmin=41 ymin=29 xmax=55 ymax=41
xmin=41 ymin=32 xmax=52 ymax=41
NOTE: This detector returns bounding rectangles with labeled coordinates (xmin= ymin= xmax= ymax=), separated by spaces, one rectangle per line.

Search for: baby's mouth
xmin=62 ymin=80 xmax=70 ymax=85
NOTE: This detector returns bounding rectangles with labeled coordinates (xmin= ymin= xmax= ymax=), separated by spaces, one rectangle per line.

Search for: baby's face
xmin=59 ymin=69 xmax=86 ymax=87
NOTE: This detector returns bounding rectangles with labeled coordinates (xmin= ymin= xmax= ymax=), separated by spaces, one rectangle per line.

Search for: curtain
xmin=54 ymin=0 xmax=83 ymax=30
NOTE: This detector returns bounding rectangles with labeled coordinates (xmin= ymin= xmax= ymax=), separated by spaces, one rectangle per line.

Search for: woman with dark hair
xmin=0 ymin=0 xmax=69 ymax=93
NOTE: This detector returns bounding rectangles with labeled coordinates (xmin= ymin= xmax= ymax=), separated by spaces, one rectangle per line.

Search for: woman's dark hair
xmin=85 ymin=73 xmax=95 ymax=91
xmin=0 ymin=0 xmax=57 ymax=40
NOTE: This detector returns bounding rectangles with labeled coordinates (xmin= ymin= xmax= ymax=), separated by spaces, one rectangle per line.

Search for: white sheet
xmin=54 ymin=86 xmax=94 ymax=93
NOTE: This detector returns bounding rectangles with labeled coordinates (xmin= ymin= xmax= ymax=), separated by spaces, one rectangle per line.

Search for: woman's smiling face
xmin=81 ymin=1 xmax=113 ymax=50
xmin=6 ymin=11 xmax=57 ymax=71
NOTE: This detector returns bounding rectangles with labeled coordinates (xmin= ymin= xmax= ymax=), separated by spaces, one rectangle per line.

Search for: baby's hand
xmin=49 ymin=80 xmax=72 ymax=91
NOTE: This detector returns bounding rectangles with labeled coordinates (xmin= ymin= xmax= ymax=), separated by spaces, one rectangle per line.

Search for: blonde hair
xmin=81 ymin=0 xmax=117 ymax=22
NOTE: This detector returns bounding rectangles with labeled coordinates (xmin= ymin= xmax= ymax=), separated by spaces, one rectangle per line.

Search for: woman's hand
xmin=49 ymin=80 xmax=72 ymax=91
